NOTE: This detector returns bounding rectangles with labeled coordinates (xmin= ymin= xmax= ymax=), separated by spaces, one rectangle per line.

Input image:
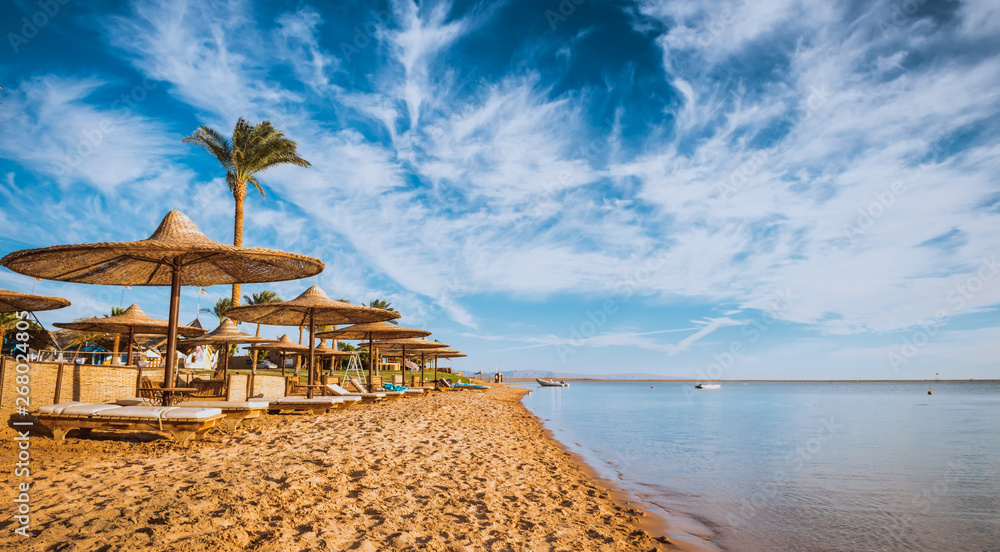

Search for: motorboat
xmin=537 ymin=378 xmax=569 ymax=387
xmin=695 ymin=383 xmax=721 ymax=389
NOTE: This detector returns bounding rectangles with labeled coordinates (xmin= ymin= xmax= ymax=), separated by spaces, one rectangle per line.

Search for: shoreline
xmin=1 ymin=387 xmax=700 ymax=551
xmin=516 ymin=388 xmax=720 ymax=552
xmin=505 ymin=378 xmax=995 ymax=382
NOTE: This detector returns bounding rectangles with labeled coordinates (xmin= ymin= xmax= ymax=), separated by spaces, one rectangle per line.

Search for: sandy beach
xmin=1 ymin=386 xmax=699 ymax=551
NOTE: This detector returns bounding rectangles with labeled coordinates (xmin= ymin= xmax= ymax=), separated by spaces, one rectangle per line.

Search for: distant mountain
xmin=500 ymin=369 xmax=684 ymax=380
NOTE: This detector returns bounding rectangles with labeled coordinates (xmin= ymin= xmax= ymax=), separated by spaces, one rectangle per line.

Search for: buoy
xmin=928 ymin=391 xmax=933 ymax=395
xmin=650 ymin=386 xmax=654 ymax=389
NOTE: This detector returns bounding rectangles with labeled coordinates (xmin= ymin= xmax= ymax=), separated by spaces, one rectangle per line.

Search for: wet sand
xmin=0 ymin=386 xmax=706 ymax=551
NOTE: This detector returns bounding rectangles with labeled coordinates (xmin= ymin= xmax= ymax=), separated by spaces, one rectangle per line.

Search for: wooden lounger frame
xmin=267 ymin=401 xmax=342 ymax=415
xmin=37 ymin=413 xmax=225 ymax=443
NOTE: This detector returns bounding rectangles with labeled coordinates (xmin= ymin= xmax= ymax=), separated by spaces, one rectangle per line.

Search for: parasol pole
xmin=131 ymin=326 xmax=142 ymax=392
xmin=434 ymin=355 xmax=438 ymax=383
xmin=401 ymin=344 xmax=406 ymax=386
xmin=307 ymin=309 xmax=316 ymax=399
xmin=421 ymin=351 xmax=425 ymax=387
xmin=162 ymin=257 xmax=183 ymax=405
xmin=367 ymin=333 xmax=374 ymax=392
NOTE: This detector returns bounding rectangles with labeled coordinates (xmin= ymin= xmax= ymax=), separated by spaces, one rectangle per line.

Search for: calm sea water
xmin=518 ymin=381 xmax=1000 ymax=552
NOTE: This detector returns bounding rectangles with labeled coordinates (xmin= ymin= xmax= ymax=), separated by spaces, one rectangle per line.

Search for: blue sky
xmin=1 ymin=0 xmax=999 ymax=379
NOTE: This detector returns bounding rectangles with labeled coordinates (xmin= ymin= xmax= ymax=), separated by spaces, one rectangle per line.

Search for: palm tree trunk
xmin=231 ymin=190 xmax=245 ymax=307
xmin=251 ymin=323 xmax=261 ymax=368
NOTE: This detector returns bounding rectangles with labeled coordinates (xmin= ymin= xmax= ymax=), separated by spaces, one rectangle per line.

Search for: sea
xmin=516 ymin=381 xmax=1000 ymax=552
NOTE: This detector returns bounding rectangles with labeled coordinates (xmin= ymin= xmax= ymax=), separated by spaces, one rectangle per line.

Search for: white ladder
xmin=342 ymin=352 xmax=367 ymax=388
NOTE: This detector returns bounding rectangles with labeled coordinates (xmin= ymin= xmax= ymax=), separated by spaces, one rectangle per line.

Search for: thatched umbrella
xmin=312 ymin=342 xmax=352 ymax=374
xmin=317 ymin=322 xmax=430 ymax=388
xmin=387 ymin=348 xmax=465 ymax=384
xmin=0 ymin=288 xmax=70 ymax=354
xmin=424 ymin=349 xmax=465 ymax=383
xmin=244 ymin=333 xmax=310 ymax=394
xmin=371 ymin=338 xmax=449 ymax=387
xmin=0 ymin=211 xmax=323 ymax=403
xmin=54 ymin=304 xmax=205 ymax=388
xmin=0 ymin=289 xmax=71 ymax=313
xmin=179 ymin=317 xmax=273 ymax=380
xmin=226 ymin=286 xmax=399 ymax=397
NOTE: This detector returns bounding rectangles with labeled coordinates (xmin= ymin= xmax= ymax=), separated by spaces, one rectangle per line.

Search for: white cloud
xmin=0 ymin=76 xmax=176 ymax=193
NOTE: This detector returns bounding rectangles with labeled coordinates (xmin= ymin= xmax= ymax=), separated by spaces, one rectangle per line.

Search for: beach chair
xmin=189 ymin=378 xmax=227 ymax=398
xmin=324 ymin=383 xmax=386 ymax=403
xmin=138 ymin=376 xmax=157 ymax=400
xmin=383 ymin=382 xmax=425 ymax=398
xmin=36 ymin=402 xmax=225 ymax=443
xmin=266 ymin=396 xmax=344 ymax=415
xmin=350 ymin=377 xmax=404 ymax=400
xmin=183 ymin=400 xmax=270 ymax=430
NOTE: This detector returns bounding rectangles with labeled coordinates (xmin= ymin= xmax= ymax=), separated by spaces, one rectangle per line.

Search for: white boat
xmin=695 ymin=383 xmax=721 ymax=389
xmin=537 ymin=378 xmax=569 ymax=387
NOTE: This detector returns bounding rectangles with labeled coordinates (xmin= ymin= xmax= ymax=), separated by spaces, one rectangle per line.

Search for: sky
xmin=1 ymin=0 xmax=999 ymax=380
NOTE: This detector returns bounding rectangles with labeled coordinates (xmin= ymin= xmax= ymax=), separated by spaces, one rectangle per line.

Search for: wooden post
xmin=53 ymin=363 xmax=65 ymax=404
xmin=162 ymin=257 xmax=183 ymax=405
xmin=367 ymin=334 xmax=375 ymax=392
xmin=307 ymin=310 xmax=316 ymax=399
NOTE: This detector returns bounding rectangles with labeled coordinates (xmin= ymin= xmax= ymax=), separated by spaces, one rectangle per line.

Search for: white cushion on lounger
xmin=338 ymin=396 xmax=362 ymax=403
xmin=273 ymin=396 xmax=343 ymax=404
xmin=115 ymin=398 xmax=150 ymax=406
xmin=184 ymin=400 xmax=269 ymax=409
xmin=38 ymin=402 xmax=121 ymax=416
xmin=60 ymin=404 xmax=124 ymax=416
xmin=326 ymin=384 xmax=384 ymax=398
xmin=160 ymin=407 xmax=222 ymax=419
xmin=92 ymin=406 xmax=222 ymax=419
xmin=38 ymin=402 xmax=85 ymax=415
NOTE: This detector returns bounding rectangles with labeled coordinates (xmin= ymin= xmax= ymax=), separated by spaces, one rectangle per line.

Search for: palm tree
xmin=244 ymin=290 xmax=282 ymax=367
xmin=104 ymin=306 xmax=127 ymax=363
xmin=367 ymin=298 xmax=398 ymax=324
xmin=182 ymin=118 xmax=311 ymax=307
xmin=201 ymin=297 xmax=232 ymax=324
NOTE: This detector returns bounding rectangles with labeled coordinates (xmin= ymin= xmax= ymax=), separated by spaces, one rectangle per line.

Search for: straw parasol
xmin=244 ymin=333 xmax=312 ymax=394
xmin=179 ymin=317 xmax=274 ymax=379
xmin=0 ymin=211 xmax=323 ymax=401
xmin=372 ymin=338 xmax=450 ymax=387
xmin=317 ymin=322 xmax=430 ymax=388
xmin=226 ymin=286 xmax=399 ymax=397
xmin=423 ymin=349 xmax=465 ymax=383
xmin=0 ymin=289 xmax=71 ymax=313
xmin=312 ymin=342 xmax=352 ymax=374
xmin=54 ymin=303 xmax=206 ymax=389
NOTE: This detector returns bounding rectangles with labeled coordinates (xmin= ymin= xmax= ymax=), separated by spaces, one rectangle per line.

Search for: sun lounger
xmin=336 ymin=395 xmax=362 ymax=408
xmin=454 ymin=382 xmax=489 ymax=391
xmin=183 ymin=400 xmax=270 ymax=430
xmin=325 ymin=383 xmax=386 ymax=403
xmin=37 ymin=402 xmax=225 ymax=443
xmin=383 ymin=383 xmax=425 ymax=397
xmin=266 ymin=396 xmax=344 ymax=415
xmin=350 ymin=378 xmax=404 ymax=400
xmin=436 ymin=379 xmax=458 ymax=391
